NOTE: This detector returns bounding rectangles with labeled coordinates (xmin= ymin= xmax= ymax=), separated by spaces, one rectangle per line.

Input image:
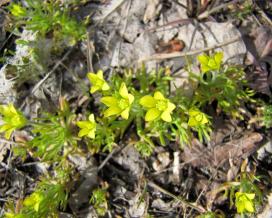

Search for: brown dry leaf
xmin=155 ymin=39 xmax=185 ymax=53
xmin=181 ymin=132 xmax=263 ymax=169
xmin=252 ymin=27 xmax=272 ymax=60
xmin=212 ymin=132 xmax=263 ymax=166
xmin=246 ymin=26 xmax=272 ymax=95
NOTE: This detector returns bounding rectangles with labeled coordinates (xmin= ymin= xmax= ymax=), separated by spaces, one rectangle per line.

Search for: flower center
xmin=156 ymin=99 xmax=168 ymax=111
xmin=96 ymin=78 xmax=104 ymax=87
xmin=87 ymin=122 xmax=96 ymax=130
xmin=118 ymin=98 xmax=129 ymax=110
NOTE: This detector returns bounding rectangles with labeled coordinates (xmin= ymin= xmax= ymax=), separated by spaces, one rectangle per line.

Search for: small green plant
xmin=263 ymin=105 xmax=272 ymax=128
xmin=5 ymin=169 xmax=69 ymax=218
xmin=191 ymin=52 xmax=254 ymax=118
xmin=28 ymin=104 xmax=77 ymax=162
xmin=214 ymin=165 xmax=262 ymax=217
xmin=8 ymin=0 xmax=87 ymax=46
xmin=90 ymin=186 xmax=108 ymax=217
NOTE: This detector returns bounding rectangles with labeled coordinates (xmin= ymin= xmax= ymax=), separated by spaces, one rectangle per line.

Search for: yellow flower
xmin=140 ymin=91 xmax=176 ymax=122
xmin=235 ymin=192 xmax=255 ymax=214
xmin=197 ymin=52 xmax=223 ymax=73
xmin=77 ymin=114 xmax=96 ymax=139
xmin=188 ymin=108 xmax=209 ymax=127
xmin=9 ymin=4 xmax=27 ymax=17
xmin=0 ymin=103 xmax=27 ymax=139
xmin=87 ymin=70 xmax=110 ymax=94
xmin=23 ymin=192 xmax=43 ymax=212
xmin=101 ymin=83 xmax=134 ymax=120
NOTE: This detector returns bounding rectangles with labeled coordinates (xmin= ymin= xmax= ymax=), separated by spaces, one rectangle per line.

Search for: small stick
xmin=97 ymin=145 xmax=119 ymax=172
xmin=139 ymin=36 xmax=240 ymax=62
xmin=147 ymin=180 xmax=206 ymax=213
xmin=86 ymin=32 xmax=94 ymax=73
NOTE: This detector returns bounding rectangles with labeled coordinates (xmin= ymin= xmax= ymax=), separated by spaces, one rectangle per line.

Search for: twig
xmin=86 ymin=32 xmax=94 ymax=73
xmin=147 ymin=180 xmax=206 ymax=213
xmin=116 ymin=0 xmax=132 ymax=66
xmin=139 ymin=36 xmax=240 ymax=62
xmin=31 ymin=49 xmax=72 ymax=95
xmin=97 ymin=145 xmax=119 ymax=172
xmin=197 ymin=0 xmax=241 ymax=20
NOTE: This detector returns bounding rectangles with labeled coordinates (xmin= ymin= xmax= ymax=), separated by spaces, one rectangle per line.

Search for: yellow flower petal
xmin=88 ymin=114 xmax=95 ymax=122
xmin=102 ymin=82 xmax=110 ymax=91
xmin=197 ymin=54 xmax=209 ymax=65
xmin=214 ymin=52 xmax=223 ymax=66
xmin=161 ymin=111 xmax=172 ymax=122
xmin=128 ymin=94 xmax=134 ymax=104
xmin=76 ymin=121 xmax=87 ymax=128
xmin=119 ymin=83 xmax=129 ymax=99
xmin=88 ymin=130 xmax=96 ymax=139
xmin=246 ymin=193 xmax=256 ymax=200
xmin=87 ymin=73 xmax=97 ymax=84
xmin=90 ymin=86 xmax=100 ymax=94
xmin=78 ymin=128 xmax=89 ymax=137
xmin=4 ymin=129 xmax=13 ymax=139
xmin=145 ymin=108 xmax=160 ymax=121
xmin=167 ymin=102 xmax=176 ymax=112
xmin=154 ymin=91 xmax=165 ymax=100
xmin=244 ymin=201 xmax=254 ymax=213
xmin=9 ymin=104 xmax=17 ymax=114
xmin=101 ymin=97 xmax=118 ymax=107
xmin=97 ymin=70 xmax=104 ymax=79
xmin=139 ymin=95 xmax=156 ymax=108
xmin=104 ymin=106 xmax=122 ymax=117
xmin=0 ymin=124 xmax=11 ymax=132
xmin=121 ymin=108 xmax=130 ymax=120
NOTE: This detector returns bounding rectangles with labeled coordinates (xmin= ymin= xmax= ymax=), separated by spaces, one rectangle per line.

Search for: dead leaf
xmin=181 ymin=132 xmax=263 ymax=169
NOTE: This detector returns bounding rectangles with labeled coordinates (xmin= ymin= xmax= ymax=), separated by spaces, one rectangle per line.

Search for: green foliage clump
xmin=8 ymin=0 xmax=86 ymax=46
xmin=263 ymin=105 xmax=272 ymax=128
xmin=90 ymin=187 xmax=108 ymax=216
xmin=5 ymin=176 xmax=68 ymax=218
xmin=191 ymin=52 xmax=254 ymax=118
